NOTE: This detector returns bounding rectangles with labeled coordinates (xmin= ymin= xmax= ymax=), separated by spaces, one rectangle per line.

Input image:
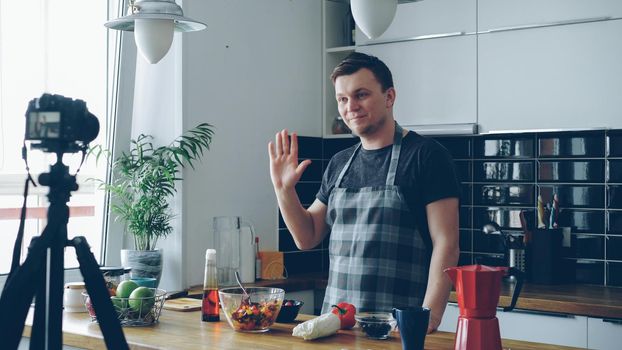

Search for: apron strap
xmin=334 ymin=122 xmax=404 ymax=188
xmin=386 ymin=122 xmax=403 ymax=186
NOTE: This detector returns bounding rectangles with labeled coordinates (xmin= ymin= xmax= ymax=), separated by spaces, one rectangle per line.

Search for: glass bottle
xmin=201 ymin=249 xmax=220 ymax=322
xmin=255 ymin=237 xmax=262 ymax=281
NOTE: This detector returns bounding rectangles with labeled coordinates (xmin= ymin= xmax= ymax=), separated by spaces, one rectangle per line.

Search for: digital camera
xmin=25 ymin=93 xmax=99 ymax=152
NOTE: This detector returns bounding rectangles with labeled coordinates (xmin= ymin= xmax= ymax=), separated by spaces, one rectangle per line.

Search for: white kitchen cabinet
xmin=357 ymin=35 xmax=477 ymax=129
xmin=478 ymin=19 xmax=622 ymax=133
xmin=355 ymin=0 xmax=476 ymax=45
xmin=478 ymin=0 xmax=622 ymax=33
xmin=439 ymin=303 xmax=589 ymax=348
xmin=587 ymin=317 xmax=622 ymax=350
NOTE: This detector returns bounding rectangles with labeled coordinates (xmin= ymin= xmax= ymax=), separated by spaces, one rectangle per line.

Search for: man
xmin=268 ymin=52 xmax=460 ymax=333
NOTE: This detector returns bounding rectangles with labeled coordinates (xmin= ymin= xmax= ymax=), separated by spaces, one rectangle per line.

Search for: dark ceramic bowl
xmin=276 ymin=299 xmax=304 ymax=323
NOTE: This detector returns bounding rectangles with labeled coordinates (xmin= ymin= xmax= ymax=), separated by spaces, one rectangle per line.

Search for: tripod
xmin=0 ymin=156 xmax=129 ymax=350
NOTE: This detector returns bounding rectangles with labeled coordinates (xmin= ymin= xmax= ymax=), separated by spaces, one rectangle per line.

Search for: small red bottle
xmin=201 ymin=249 xmax=220 ymax=322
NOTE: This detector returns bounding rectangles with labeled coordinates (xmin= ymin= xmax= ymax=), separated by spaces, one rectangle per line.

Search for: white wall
xmin=181 ymin=0 xmax=322 ymax=287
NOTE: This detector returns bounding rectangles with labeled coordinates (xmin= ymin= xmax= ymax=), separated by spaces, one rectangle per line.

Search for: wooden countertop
xmin=24 ymin=309 xmax=583 ymax=350
xmin=191 ymin=273 xmax=622 ymax=319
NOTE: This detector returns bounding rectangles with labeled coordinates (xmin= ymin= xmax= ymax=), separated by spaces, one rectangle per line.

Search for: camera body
xmin=25 ymin=93 xmax=99 ymax=152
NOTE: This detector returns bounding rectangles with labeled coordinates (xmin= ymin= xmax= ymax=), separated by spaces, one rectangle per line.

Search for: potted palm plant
xmin=91 ymin=123 xmax=214 ymax=287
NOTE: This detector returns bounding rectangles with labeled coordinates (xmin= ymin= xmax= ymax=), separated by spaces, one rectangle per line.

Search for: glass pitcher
xmin=213 ymin=216 xmax=255 ymax=286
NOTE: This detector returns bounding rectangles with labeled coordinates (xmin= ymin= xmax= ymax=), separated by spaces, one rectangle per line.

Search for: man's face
xmin=334 ymin=68 xmax=395 ymax=137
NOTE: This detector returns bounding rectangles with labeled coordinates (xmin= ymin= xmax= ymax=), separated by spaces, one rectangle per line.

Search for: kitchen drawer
xmin=478 ymin=0 xmax=622 ymax=33
xmin=588 ymin=317 xmax=622 ymax=350
xmin=497 ymin=309 xmax=588 ymax=348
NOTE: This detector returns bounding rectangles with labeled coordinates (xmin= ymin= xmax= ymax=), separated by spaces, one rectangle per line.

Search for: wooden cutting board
xmin=163 ymin=298 xmax=202 ymax=312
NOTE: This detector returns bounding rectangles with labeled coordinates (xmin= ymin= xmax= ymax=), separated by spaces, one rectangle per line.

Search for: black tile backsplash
xmin=538 ymin=160 xmax=605 ymax=183
xmin=608 ymin=211 xmax=622 ymax=235
xmin=575 ymin=260 xmax=604 ymax=285
xmin=608 ymin=131 xmax=622 ymax=157
xmin=557 ymin=209 xmax=605 ymax=233
xmin=284 ymin=251 xmax=324 ymax=275
xmin=474 ymin=161 xmax=535 ymax=182
xmin=299 ymin=158 xmax=323 ymax=182
xmin=295 ymin=182 xmax=321 ymax=206
xmin=572 ymin=235 xmax=605 ymax=260
xmin=279 ymin=130 xmax=622 ymax=286
xmin=538 ymin=185 xmax=605 ymax=208
xmin=608 ymin=185 xmax=622 ymax=209
xmin=454 ymin=160 xmax=472 ymax=183
xmin=459 ymin=229 xmax=472 ymax=252
xmin=475 ymin=136 xmax=534 ymax=158
xmin=435 ymin=137 xmax=471 ymax=159
xmin=473 ymin=207 xmax=526 ymax=231
xmin=608 ymin=160 xmax=622 ymax=183
xmin=607 ymin=262 xmax=622 ymax=287
xmin=474 ymin=184 xmax=534 ymax=206
xmin=606 ymin=236 xmax=622 ymax=261
xmin=297 ymin=136 xmax=323 ymax=159
xmin=538 ymin=131 xmax=605 ymax=158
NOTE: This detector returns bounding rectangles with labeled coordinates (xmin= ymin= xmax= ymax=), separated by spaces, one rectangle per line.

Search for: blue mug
xmin=392 ymin=306 xmax=430 ymax=350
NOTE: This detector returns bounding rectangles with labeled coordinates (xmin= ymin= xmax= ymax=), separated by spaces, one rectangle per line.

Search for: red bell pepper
xmin=331 ymin=302 xmax=356 ymax=329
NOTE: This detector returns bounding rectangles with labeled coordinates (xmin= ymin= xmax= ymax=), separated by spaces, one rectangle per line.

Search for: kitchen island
xmin=24 ymin=308 xmax=583 ymax=350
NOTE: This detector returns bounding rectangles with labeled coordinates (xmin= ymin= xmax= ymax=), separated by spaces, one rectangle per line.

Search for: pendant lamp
xmin=350 ymin=0 xmax=398 ymax=40
xmin=105 ymin=0 xmax=207 ymax=64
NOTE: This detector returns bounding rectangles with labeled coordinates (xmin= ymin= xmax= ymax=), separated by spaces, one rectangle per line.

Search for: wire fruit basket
xmin=82 ymin=288 xmax=166 ymax=326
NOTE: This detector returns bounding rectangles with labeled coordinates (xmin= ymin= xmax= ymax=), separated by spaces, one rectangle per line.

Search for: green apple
xmin=128 ymin=287 xmax=155 ymax=314
xmin=111 ymin=296 xmax=128 ymax=310
xmin=116 ymin=280 xmax=139 ymax=298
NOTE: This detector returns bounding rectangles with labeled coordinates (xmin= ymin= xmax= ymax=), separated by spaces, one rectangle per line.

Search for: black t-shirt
xmin=317 ymin=131 xmax=460 ymax=250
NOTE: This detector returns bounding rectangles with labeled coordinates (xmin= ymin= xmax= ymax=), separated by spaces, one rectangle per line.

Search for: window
xmin=0 ymin=0 xmax=112 ymax=273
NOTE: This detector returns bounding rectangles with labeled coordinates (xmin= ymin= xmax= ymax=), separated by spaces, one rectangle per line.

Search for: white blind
xmin=0 ymin=0 xmax=111 ymax=273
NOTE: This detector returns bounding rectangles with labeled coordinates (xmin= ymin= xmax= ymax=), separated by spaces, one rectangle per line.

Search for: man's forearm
xmin=422 ymin=242 xmax=460 ymax=331
xmin=275 ymin=188 xmax=320 ymax=250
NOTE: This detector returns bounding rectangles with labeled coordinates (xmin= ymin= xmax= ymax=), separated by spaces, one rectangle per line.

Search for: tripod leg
xmin=71 ymin=236 xmax=129 ymax=350
xmin=30 ymin=250 xmax=48 ymax=350
xmin=0 ymin=235 xmax=48 ymax=350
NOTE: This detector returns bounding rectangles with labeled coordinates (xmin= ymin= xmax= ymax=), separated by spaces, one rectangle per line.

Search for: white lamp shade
xmin=134 ymin=18 xmax=174 ymax=64
xmin=351 ymin=0 xmax=398 ymax=40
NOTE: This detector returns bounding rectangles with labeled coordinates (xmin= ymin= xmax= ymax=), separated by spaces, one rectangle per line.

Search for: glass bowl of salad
xmin=219 ymin=287 xmax=284 ymax=332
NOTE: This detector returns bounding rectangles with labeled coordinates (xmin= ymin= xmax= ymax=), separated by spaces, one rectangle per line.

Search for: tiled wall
xmin=278 ymin=136 xmax=358 ymax=276
xmin=436 ymin=129 xmax=622 ymax=287
xmin=279 ymin=130 xmax=622 ymax=287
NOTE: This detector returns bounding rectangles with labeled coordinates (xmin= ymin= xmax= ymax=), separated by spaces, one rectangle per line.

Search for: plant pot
xmin=120 ymin=249 xmax=163 ymax=288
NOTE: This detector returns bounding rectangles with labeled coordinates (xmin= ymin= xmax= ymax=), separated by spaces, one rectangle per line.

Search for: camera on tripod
xmin=25 ymin=93 xmax=100 ymax=153
xmin=0 ymin=93 xmax=130 ymax=350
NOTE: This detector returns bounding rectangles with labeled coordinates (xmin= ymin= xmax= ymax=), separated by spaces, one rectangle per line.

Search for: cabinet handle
xmin=482 ymin=16 xmax=612 ymax=34
xmin=497 ymin=307 xmax=574 ymax=319
xmin=361 ymin=31 xmax=465 ymax=46
xmin=603 ymin=318 xmax=622 ymax=325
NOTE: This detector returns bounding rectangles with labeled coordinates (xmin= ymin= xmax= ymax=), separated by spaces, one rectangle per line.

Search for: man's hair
xmin=330 ymin=52 xmax=394 ymax=92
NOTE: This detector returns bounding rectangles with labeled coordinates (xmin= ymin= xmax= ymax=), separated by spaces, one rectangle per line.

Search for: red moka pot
xmin=445 ymin=265 xmax=523 ymax=350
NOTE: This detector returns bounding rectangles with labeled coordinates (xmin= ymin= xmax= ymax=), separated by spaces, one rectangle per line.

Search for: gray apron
xmin=321 ymin=123 xmax=429 ymax=313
